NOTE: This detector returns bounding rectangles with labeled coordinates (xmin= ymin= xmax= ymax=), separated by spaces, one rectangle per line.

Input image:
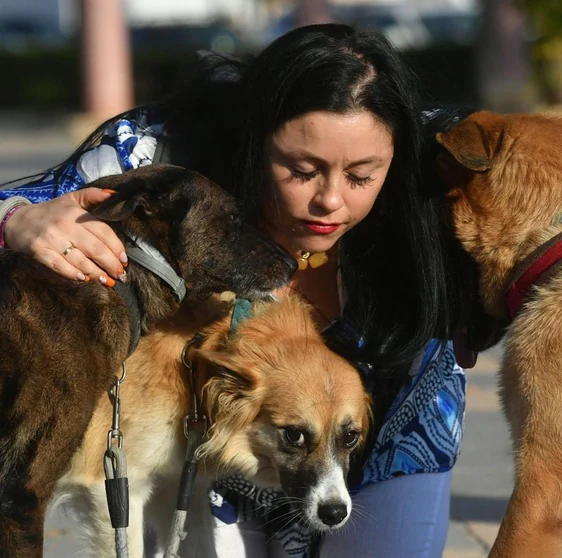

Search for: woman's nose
xmin=312 ymin=177 xmax=345 ymax=213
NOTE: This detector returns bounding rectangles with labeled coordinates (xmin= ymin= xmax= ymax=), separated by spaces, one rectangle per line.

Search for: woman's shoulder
xmin=76 ymin=106 xmax=166 ymax=182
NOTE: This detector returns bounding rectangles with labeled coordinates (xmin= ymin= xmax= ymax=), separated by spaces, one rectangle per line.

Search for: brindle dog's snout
xmin=317 ymin=501 xmax=348 ymax=527
xmin=263 ymin=242 xmax=298 ymax=286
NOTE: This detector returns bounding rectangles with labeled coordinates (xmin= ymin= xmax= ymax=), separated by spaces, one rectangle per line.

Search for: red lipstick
xmin=304 ymin=221 xmax=341 ymax=234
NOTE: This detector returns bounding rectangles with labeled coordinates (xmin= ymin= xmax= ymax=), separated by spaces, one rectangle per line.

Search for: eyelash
xmin=291 ymin=170 xmax=374 ymax=188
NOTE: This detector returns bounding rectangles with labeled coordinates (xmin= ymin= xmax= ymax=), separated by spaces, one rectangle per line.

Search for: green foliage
xmin=521 ymin=0 xmax=562 ymax=39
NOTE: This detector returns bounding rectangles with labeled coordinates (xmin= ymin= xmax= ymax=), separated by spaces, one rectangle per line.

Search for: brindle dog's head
xmin=193 ymin=297 xmax=372 ymax=532
xmin=90 ymin=164 xmax=297 ymax=300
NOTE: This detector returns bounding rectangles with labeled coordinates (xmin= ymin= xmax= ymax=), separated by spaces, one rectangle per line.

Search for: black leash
xmin=104 ymin=362 xmax=130 ymax=558
xmin=164 ymin=333 xmax=207 ymax=557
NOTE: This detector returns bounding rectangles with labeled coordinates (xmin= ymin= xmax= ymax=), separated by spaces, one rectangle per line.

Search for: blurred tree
xmin=521 ymin=0 xmax=562 ymax=104
xmin=296 ymin=0 xmax=332 ymax=27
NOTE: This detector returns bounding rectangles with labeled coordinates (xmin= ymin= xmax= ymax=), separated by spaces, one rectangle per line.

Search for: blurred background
xmin=0 ymin=1 xmax=560 ymax=556
xmin=0 ymin=0 xmax=561 ymax=125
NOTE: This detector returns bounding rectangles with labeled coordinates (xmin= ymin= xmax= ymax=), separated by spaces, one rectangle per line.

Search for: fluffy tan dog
xmin=53 ymin=295 xmax=372 ymax=557
xmin=437 ymin=110 xmax=562 ymax=557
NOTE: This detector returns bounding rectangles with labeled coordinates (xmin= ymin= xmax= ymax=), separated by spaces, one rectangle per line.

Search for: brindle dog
xmin=0 ymin=164 xmax=296 ymax=557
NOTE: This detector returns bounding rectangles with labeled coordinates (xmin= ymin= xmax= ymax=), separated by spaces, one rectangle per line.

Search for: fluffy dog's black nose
xmin=317 ymin=502 xmax=348 ymax=526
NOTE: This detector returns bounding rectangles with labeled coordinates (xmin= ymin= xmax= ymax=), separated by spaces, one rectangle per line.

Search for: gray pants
xmin=211 ymin=470 xmax=451 ymax=558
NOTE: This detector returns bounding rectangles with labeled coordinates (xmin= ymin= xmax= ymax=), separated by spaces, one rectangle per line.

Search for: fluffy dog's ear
xmin=191 ymin=349 xmax=260 ymax=387
xmin=436 ymin=119 xmax=492 ymax=173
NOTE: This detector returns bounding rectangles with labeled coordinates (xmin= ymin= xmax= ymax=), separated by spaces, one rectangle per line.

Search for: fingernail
xmin=117 ymin=269 xmax=127 ymax=283
xmin=77 ymin=272 xmax=86 ymax=281
xmin=99 ymin=275 xmax=116 ymax=288
xmin=119 ymin=251 xmax=128 ymax=265
xmin=102 ymin=189 xmax=117 ymax=194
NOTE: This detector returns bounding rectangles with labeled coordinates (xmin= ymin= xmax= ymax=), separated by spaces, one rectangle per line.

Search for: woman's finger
xmin=69 ymin=228 xmax=125 ymax=283
xmin=62 ymin=245 xmax=117 ymax=287
xmin=81 ymin=218 xmax=128 ymax=269
xmin=34 ymin=248 xmax=92 ymax=283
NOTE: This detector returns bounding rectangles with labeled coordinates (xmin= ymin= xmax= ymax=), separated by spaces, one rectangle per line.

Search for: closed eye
xmin=291 ymin=169 xmax=319 ymax=182
xmin=347 ymin=174 xmax=374 ymax=188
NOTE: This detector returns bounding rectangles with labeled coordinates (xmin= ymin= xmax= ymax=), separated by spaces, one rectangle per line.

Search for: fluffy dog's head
xmin=192 ymin=296 xmax=372 ymax=532
xmin=91 ymin=164 xmax=297 ymax=301
xmin=436 ymin=111 xmax=562 ymax=319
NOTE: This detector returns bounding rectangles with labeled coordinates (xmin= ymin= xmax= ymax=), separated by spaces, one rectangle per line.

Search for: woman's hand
xmin=4 ymin=188 xmax=128 ymax=285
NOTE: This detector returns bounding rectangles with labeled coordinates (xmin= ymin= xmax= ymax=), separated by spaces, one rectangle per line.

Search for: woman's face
xmin=261 ymin=110 xmax=394 ymax=258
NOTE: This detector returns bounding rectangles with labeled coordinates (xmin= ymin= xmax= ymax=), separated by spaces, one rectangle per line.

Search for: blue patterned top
xmin=0 ymin=108 xmax=466 ymax=557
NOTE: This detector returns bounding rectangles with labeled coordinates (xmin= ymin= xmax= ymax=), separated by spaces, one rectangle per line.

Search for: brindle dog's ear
xmin=90 ymin=164 xmax=189 ymax=222
xmin=91 ymin=184 xmax=147 ymax=222
xmin=436 ymin=120 xmax=492 ymax=173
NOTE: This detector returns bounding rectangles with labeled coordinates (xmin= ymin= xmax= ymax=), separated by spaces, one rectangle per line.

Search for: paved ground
xmin=0 ymin=115 xmax=514 ymax=557
xmin=444 ymin=345 xmax=511 ymax=558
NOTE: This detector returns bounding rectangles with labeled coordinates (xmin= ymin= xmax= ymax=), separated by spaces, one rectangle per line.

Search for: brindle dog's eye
xmin=343 ymin=431 xmax=360 ymax=448
xmin=284 ymin=428 xmax=306 ymax=447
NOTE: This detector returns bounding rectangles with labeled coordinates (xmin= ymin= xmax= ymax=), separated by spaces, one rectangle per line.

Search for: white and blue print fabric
xmin=0 ymin=108 xmax=466 ymax=558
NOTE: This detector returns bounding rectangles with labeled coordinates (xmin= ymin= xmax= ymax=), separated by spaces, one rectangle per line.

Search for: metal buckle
xmin=184 ymin=412 xmax=208 ymax=439
xmin=107 ymin=362 xmax=127 ymax=451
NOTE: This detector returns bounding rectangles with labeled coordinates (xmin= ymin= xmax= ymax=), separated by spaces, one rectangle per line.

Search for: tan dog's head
xmin=192 ymin=296 xmax=372 ymax=532
xmin=436 ymin=110 xmax=562 ymax=317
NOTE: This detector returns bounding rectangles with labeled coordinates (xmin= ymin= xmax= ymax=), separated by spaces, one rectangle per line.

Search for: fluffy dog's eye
xmin=284 ymin=428 xmax=306 ymax=447
xmin=343 ymin=430 xmax=360 ymax=448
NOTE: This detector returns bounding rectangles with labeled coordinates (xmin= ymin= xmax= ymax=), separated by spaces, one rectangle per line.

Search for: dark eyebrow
xmin=280 ymin=149 xmax=388 ymax=169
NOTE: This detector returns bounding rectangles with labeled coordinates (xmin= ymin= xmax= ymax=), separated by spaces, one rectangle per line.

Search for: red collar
xmin=506 ymin=232 xmax=562 ymax=321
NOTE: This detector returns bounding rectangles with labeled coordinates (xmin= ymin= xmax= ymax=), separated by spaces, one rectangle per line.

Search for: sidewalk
xmin=444 ymin=346 xmax=512 ymax=558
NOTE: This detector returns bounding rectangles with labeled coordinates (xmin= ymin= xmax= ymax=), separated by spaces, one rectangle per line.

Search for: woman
xmin=0 ymin=24 xmax=464 ymax=557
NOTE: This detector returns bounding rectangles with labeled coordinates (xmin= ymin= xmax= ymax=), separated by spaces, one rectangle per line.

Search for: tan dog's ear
xmin=193 ymin=348 xmax=263 ymax=434
xmin=191 ymin=348 xmax=260 ymax=386
xmin=436 ymin=120 xmax=492 ymax=172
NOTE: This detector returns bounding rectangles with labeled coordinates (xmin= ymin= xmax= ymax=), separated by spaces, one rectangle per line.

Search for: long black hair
xmin=38 ymin=24 xmax=454 ymax=385
xmin=218 ymin=25 xmax=449 ymax=377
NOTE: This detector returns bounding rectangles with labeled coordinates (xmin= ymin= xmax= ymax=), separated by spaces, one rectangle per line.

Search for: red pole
xmin=295 ymin=0 xmax=332 ymax=27
xmin=82 ymin=0 xmax=133 ymax=120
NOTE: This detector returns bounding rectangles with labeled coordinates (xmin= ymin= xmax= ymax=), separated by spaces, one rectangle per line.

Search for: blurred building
xmin=0 ymin=0 xmax=268 ymax=36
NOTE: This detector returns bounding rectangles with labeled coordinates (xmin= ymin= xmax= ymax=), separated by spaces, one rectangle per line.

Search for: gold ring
xmin=62 ymin=245 xmax=73 ymax=257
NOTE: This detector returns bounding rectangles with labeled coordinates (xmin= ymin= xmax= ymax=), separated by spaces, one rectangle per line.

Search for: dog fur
xmin=436 ymin=111 xmax=562 ymax=557
xmin=0 ymin=164 xmax=296 ymax=557
xmin=53 ymin=295 xmax=372 ymax=557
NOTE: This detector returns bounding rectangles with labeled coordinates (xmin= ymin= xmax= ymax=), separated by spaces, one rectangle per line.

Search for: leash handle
xmin=176 ymin=428 xmax=205 ymax=511
xmin=104 ymin=447 xmax=130 ymax=529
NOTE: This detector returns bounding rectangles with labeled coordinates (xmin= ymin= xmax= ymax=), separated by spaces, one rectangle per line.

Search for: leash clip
xmin=181 ymin=333 xmax=207 ymax=440
xmin=107 ymin=362 xmax=127 ymax=451
xmin=184 ymin=412 xmax=208 ymax=439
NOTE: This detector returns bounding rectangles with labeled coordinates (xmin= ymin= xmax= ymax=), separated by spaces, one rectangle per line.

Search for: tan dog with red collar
xmin=436 ymin=111 xmax=562 ymax=557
